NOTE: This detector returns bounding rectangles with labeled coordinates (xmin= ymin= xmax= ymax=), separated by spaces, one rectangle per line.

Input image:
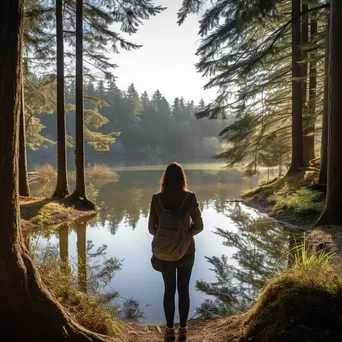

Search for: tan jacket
xmin=148 ymin=189 xmax=204 ymax=255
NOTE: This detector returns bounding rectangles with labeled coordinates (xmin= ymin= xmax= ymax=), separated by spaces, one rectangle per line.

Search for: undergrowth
xmin=243 ymin=244 xmax=342 ymax=341
xmin=243 ymin=170 xmax=324 ymax=215
xmin=33 ymin=243 xmax=124 ymax=336
xmin=269 ymin=186 xmax=324 ymax=215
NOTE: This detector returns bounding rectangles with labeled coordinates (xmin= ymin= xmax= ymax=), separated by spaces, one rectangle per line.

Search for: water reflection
xmin=97 ymin=169 xmax=260 ymax=234
xmin=195 ymin=203 xmax=303 ymax=318
xmin=31 ymin=166 xmax=296 ymax=324
xmin=76 ymin=221 xmax=88 ymax=293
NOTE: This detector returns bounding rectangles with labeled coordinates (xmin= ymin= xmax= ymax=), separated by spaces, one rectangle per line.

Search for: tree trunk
xmin=53 ymin=0 xmax=70 ymax=199
xmin=302 ymin=2 xmax=315 ymax=165
xmin=71 ymin=0 xmax=95 ymax=209
xmin=306 ymin=11 xmax=317 ymax=163
xmin=318 ymin=0 xmax=342 ymax=224
xmin=77 ymin=221 xmax=87 ymax=293
xmin=74 ymin=0 xmax=86 ymax=198
xmin=318 ymin=16 xmax=329 ymax=186
xmin=0 ymin=1 xmax=110 ymax=340
xmin=289 ymin=0 xmax=303 ymax=173
xmin=19 ymin=76 xmax=30 ymax=196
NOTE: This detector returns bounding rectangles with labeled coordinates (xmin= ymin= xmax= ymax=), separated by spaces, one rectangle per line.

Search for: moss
xmin=243 ymin=250 xmax=342 ymax=342
xmin=20 ymin=197 xmax=97 ymax=232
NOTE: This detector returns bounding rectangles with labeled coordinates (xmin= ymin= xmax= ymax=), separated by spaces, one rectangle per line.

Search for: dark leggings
xmin=162 ymin=254 xmax=194 ymax=328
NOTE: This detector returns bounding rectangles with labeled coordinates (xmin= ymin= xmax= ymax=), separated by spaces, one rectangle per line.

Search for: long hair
xmin=160 ymin=162 xmax=188 ymax=192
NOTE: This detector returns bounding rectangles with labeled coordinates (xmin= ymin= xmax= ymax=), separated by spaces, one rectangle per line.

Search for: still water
xmin=30 ymin=164 xmax=296 ymax=324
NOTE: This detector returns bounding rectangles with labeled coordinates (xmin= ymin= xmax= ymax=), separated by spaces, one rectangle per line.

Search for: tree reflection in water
xmin=32 ymin=216 xmax=145 ymax=321
xmin=97 ymin=168 xmax=260 ymax=235
xmin=195 ymin=203 xmax=303 ymax=319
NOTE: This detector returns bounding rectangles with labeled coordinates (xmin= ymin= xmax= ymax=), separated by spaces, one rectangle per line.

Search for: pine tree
xmin=289 ymin=0 xmax=304 ymax=172
xmin=0 ymin=1 xmax=110 ymax=339
xmin=53 ymin=0 xmax=70 ymax=199
xmin=318 ymin=17 xmax=329 ymax=186
xmin=71 ymin=0 xmax=94 ymax=206
xmin=178 ymin=0 xmax=328 ymax=175
xmin=318 ymin=0 xmax=342 ymax=224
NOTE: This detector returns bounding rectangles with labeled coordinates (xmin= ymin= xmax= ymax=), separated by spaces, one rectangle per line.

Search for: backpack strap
xmin=177 ymin=192 xmax=191 ymax=213
xmin=156 ymin=193 xmax=164 ymax=211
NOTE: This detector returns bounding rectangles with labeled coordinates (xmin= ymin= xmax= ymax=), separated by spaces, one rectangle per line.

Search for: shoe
xmin=164 ymin=327 xmax=175 ymax=342
xmin=178 ymin=326 xmax=188 ymax=341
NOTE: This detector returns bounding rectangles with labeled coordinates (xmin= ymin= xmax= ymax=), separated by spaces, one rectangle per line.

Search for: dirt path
xmin=122 ymin=315 xmax=245 ymax=342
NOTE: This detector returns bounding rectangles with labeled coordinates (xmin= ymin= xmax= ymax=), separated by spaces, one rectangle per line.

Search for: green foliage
xmin=178 ymin=0 xmax=328 ymax=174
xmin=269 ymin=187 xmax=324 ymax=214
xmin=33 ymin=81 xmax=227 ymax=163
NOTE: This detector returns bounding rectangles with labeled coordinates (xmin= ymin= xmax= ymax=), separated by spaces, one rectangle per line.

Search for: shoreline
xmin=20 ymin=196 xmax=97 ymax=232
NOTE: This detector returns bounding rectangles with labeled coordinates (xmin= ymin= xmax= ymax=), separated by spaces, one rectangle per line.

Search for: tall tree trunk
xmin=71 ymin=0 xmax=95 ymax=209
xmin=318 ymin=0 xmax=342 ymax=224
xmin=53 ymin=0 xmax=69 ymax=199
xmin=289 ymin=0 xmax=303 ymax=173
xmin=77 ymin=221 xmax=87 ymax=293
xmin=19 ymin=76 xmax=30 ymax=196
xmin=302 ymin=2 xmax=315 ymax=165
xmin=0 ymin=1 xmax=109 ymax=340
xmin=318 ymin=23 xmax=329 ymax=186
xmin=306 ymin=11 xmax=318 ymax=163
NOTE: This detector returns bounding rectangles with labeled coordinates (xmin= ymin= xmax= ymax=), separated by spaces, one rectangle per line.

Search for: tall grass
xmin=244 ymin=244 xmax=342 ymax=341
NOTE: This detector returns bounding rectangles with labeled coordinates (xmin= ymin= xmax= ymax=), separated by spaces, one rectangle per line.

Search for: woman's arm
xmin=148 ymin=194 xmax=158 ymax=235
xmin=190 ymin=193 xmax=203 ymax=236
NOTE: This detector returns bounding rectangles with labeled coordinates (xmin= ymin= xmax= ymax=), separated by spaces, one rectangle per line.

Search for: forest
xmin=1 ymin=0 xmax=342 ymax=341
xmin=28 ymin=81 xmax=227 ymax=166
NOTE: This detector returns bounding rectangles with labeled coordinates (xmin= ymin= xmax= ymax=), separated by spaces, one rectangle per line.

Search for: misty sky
xmin=110 ymin=0 xmax=217 ymax=104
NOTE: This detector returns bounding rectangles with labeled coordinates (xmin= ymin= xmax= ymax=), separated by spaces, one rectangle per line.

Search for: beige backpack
xmin=152 ymin=192 xmax=191 ymax=261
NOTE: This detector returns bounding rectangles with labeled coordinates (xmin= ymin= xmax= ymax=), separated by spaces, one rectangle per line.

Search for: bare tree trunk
xmin=53 ymin=0 xmax=70 ymax=199
xmin=318 ymin=0 xmax=342 ymax=224
xmin=0 ymin=1 xmax=110 ymax=340
xmin=318 ymin=17 xmax=329 ymax=186
xmin=71 ymin=0 xmax=95 ymax=209
xmin=307 ymin=11 xmax=317 ymax=162
xmin=289 ymin=0 xmax=303 ymax=173
xmin=302 ymin=2 xmax=315 ymax=165
xmin=19 ymin=76 xmax=30 ymax=196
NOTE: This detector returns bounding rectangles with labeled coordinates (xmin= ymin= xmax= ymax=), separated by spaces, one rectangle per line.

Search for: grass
xmin=242 ymin=245 xmax=342 ymax=342
xmin=242 ymin=169 xmax=324 ymax=217
xmin=269 ymin=187 xmax=324 ymax=215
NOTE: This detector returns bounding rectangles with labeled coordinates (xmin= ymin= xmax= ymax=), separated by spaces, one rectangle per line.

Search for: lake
xmin=30 ymin=164 xmax=297 ymax=324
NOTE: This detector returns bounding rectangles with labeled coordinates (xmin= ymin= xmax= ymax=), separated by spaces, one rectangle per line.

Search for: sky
xmin=110 ymin=0 xmax=218 ymax=104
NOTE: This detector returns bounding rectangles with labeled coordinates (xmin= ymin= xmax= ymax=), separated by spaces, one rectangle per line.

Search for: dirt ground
xmin=121 ymin=315 xmax=246 ymax=342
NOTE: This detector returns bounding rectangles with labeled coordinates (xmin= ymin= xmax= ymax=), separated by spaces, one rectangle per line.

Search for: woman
xmin=148 ymin=162 xmax=204 ymax=342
